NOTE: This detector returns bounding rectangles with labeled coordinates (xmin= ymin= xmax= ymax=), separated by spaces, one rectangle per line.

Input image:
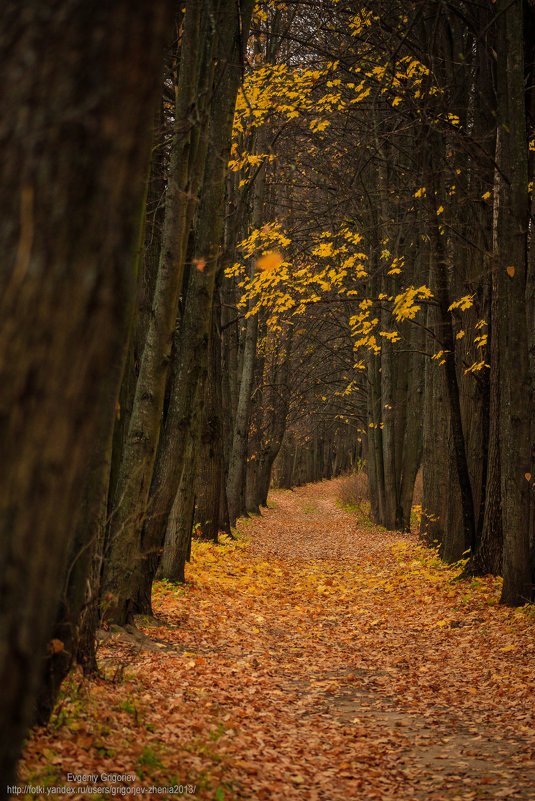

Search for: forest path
xmin=20 ymin=480 xmax=535 ymax=800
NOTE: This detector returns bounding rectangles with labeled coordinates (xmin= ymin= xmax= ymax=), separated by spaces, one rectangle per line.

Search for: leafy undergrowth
xmin=19 ymin=480 xmax=535 ymax=800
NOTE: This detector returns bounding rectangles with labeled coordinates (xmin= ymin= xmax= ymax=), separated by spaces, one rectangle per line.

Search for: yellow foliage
xmin=448 ymin=294 xmax=475 ymax=312
xmin=312 ymin=242 xmax=334 ymax=257
xmin=392 ymin=286 xmax=432 ymax=322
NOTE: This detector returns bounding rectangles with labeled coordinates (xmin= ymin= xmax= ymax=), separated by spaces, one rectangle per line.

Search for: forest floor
xmin=19 ymin=479 xmax=535 ymax=800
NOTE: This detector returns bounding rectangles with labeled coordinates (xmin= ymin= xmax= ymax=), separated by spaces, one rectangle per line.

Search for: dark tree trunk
xmin=426 ymin=150 xmax=476 ymax=556
xmin=494 ymin=0 xmax=532 ymax=604
xmin=253 ymin=327 xmax=293 ymax=507
xmin=469 ymin=218 xmax=502 ymax=577
xmin=102 ymin=0 xmax=209 ymax=625
xmin=131 ymin=0 xmax=255 ymax=608
xmin=36 ymin=379 xmax=121 ymax=721
xmin=226 ymin=153 xmax=266 ymax=524
xmin=158 ymin=437 xmax=198 ymax=583
xmin=195 ymin=305 xmax=227 ymax=542
xmin=0 ymin=0 xmax=172 ymax=785
xmin=398 ymin=346 xmax=424 ymax=530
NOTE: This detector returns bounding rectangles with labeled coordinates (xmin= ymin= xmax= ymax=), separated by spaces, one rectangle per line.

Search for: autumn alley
xmin=17 ymin=478 xmax=535 ymax=799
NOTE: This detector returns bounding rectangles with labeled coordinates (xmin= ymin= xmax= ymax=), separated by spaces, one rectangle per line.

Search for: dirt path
xmin=20 ymin=480 xmax=535 ymax=800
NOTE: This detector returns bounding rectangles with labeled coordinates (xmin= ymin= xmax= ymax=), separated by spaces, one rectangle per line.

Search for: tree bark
xmin=226 ymin=131 xmax=268 ymax=525
xmin=0 ymin=0 xmax=172 ymax=785
xmin=494 ymin=0 xmax=532 ymax=604
xmin=158 ymin=436 xmax=198 ymax=583
xmin=102 ymin=1 xmax=206 ymax=624
xmin=195 ymin=314 xmax=225 ymax=542
xmin=131 ymin=0 xmax=255 ymax=609
xmin=426 ymin=152 xmax=476 ymax=556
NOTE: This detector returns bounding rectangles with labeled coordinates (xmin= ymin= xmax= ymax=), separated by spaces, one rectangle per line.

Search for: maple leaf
xmin=256 ymin=251 xmax=283 ymax=272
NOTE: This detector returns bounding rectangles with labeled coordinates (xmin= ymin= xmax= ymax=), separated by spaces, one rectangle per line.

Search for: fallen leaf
xmin=256 ymin=251 xmax=283 ymax=272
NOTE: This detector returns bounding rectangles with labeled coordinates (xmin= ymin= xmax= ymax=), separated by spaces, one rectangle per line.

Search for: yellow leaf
xmin=499 ymin=645 xmax=515 ymax=652
xmin=525 ymin=473 xmax=532 ymax=481
xmin=448 ymin=294 xmax=475 ymax=312
xmin=506 ymin=266 xmax=515 ymax=278
xmin=481 ymin=191 xmax=491 ymax=200
xmin=312 ymin=242 xmax=334 ymax=257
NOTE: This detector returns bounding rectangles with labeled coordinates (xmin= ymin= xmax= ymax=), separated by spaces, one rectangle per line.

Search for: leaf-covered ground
xmin=19 ymin=480 xmax=535 ymax=800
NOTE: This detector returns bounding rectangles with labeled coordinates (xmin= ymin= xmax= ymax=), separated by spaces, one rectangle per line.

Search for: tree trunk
xmin=227 ymin=304 xmax=258 ymax=526
xmin=470 ymin=288 xmax=502 ymax=575
xmin=398 ymin=346 xmax=424 ymax=530
xmin=0 ymin=0 xmax=172 ymax=784
xmin=254 ymin=328 xmax=293 ymax=507
xmin=366 ymin=350 xmax=386 ymax=524
xmin=195 ymin=306 xmax=226 ymax=542
xmin=158 ymin=436 xmax=198 ymax=583
xmin=102 ymin=1 xmax=207 ymax=624
xmin=494 ymin=0 xmax=532 ymax=604
xmin=226 ymin=143 xmax=267 ymax=524
xmin=131 ymin=0 xmax=255 ymax=610
xmin=35 ymin=375 xmax=122 ymax=722
xmin=427 ymin=154 xmax=476 ymax=556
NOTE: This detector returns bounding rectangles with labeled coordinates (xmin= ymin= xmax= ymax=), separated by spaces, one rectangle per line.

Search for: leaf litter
xmin=18 ymin=479 xmax=535 ymax=800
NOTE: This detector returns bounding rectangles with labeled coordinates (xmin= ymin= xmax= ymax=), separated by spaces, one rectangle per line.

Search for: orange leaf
xmin=506 ymin=266 xmax=515 ymax=278
xmin=256 ymin=251 xmax=283 ymax=272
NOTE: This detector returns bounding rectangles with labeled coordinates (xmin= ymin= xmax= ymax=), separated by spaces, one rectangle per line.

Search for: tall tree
xmin=0 ymin=0 xmax=172 ymax=785
xmin=494 ymin=0 xmax=532 ymax=604
xmin=106 ymin=0 xmax=254 ymax=607
xmin=101 ymin=0 xmax=209 ymax=624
